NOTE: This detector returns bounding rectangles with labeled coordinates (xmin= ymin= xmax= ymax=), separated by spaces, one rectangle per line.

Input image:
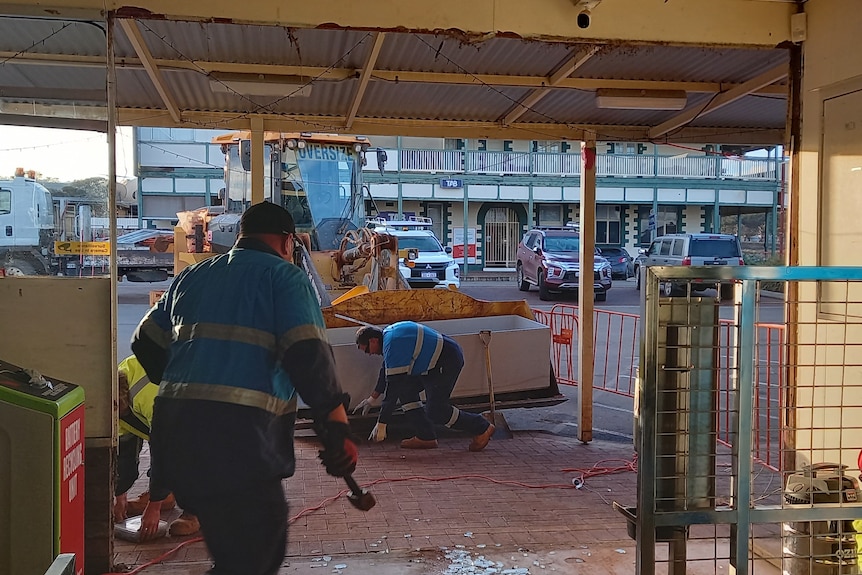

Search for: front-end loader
xmin=172 ymin=132 xmax=564 ymax=414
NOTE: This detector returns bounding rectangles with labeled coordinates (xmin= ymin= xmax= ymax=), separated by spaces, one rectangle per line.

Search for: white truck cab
xmin=366 ymin=216 xmax=460 ymax=289
xmin=0 ymin=171 xmax=56 ymax=275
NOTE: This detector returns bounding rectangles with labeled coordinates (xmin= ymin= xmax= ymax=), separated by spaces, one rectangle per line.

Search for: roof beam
xmin=116 ymin=107 xmax=784 ymax=145
xmin=0 ymin=112 xmax=106 ymax=132
xmin=345 ymin=32 xmax=385 ymax=130
xmin=0 ymin=0 xmax=793 ymax=46
xmin=0 ymin=86 xmax=106 ymax=102
xmin=499 ymin=45 xmax=599 ymax=125
xmin=0 ymin=51 xmax=789 ymax=96
xmin=117 ymin=18 xmax=182 ymax=123
xmin=648 ymin=64 xmax=788 ymax=139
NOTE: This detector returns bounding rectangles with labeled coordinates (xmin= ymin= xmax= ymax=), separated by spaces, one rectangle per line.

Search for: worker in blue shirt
xmin=132 ymin=202 xmax=359 ymax=575
xmin=354 ymin=321 xmax=495 ymax=451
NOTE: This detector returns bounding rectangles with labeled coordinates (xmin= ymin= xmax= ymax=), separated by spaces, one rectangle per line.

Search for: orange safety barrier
xmin=535 ymin=305 xmax=785 ymax=472
xmin=717 ymin=319 xmax=785 ymax=471
xmin=533 ymin=304 xmax=640 ymax=396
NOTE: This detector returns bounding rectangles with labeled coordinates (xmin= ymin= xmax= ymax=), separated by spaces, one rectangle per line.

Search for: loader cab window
xmin=225 ymin=144 xmax=273 ymax=207
xmin=0 ymin=189 xmax=10 ymax=214
xmin=293 ymin=143 xmax=362 ymax=228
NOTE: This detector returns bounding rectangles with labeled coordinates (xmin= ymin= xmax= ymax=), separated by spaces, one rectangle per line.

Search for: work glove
xmin=316 ymin=421 xmax=359 ymax=478
xmin=368 ymin=422 xmax=387 ymax=442
xmin=353 ymin=395 xmax=382 ymax=416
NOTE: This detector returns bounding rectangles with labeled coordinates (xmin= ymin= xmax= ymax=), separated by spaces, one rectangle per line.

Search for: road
xmin=459 ymin=278 xmax=785 ymax=445
xmin=117 ymin=277 xmax=784 ymax=447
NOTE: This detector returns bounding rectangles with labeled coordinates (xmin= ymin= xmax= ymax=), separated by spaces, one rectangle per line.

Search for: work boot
xmin=468 ymin=424 xmax=495 ymax=452
xmin=126 ymin=491 xmax=176 ymax=516
xmin=169 ymin=512 xmax=201 ymax=536
xmin=400 ymin=437 xmax=438 ymax=449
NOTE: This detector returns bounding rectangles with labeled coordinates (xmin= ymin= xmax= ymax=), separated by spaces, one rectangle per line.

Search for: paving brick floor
xmin=110 ymin=428 xmax=782 ymax=575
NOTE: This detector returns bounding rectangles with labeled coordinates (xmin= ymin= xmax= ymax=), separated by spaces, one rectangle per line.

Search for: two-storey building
xmin=134 ymin=129 xmax=785 ymax=272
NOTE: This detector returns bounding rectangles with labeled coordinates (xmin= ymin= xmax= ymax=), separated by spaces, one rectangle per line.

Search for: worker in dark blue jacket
xmin=354 ymin=321 xmax=495 ymax=451
xmin=132 ymin=202 xmax=359 ymax=575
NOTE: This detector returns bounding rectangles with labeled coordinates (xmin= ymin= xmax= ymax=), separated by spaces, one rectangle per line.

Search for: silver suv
xmin=636 ymin=233 xmax=744 ymax=300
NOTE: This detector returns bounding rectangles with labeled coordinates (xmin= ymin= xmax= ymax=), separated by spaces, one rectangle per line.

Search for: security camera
xmin=577 ymin=9 xmax=591 ymax=29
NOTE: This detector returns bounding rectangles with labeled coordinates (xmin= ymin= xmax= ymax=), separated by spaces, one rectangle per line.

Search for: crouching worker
xmin=115 ymin=355 xmax=200 ymax=539
xmin=354 ymin=321 xmax=495 ymax=451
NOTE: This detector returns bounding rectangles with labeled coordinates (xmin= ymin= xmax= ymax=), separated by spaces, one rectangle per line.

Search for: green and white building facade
xmin=135 ymin=129 xmax=785 ymax=271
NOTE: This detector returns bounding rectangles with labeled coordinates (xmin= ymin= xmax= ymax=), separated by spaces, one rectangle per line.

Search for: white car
xmin=367 ymin=217 xmax=460 ymax=289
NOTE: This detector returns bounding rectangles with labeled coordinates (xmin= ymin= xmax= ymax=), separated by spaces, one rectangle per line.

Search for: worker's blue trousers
xmin=391 ymin=345 xmax=490 ymax=441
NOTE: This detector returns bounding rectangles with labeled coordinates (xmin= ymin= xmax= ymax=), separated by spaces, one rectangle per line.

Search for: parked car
xmin=636 ymin=233 xmax=744 ymax=300
xmin=598 ymin=246 xmax=634 ymax=280
xmin=633 ymin=249 xmax=647 ymax=280
xmin=516 ymin=225 xmax=613 ymax=301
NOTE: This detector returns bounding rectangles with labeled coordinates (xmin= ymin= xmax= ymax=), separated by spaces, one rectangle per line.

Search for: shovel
xmin=478 ymin=330 xmax=513 ymax=439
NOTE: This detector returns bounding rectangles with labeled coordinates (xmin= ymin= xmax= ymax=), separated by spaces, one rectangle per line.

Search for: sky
xmin=0 ymin=126 xmax=136 ymax=182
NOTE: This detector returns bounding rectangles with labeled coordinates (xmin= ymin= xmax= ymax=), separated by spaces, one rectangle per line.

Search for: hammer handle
xmin=344 ymin=474 xmax=363 ymax=495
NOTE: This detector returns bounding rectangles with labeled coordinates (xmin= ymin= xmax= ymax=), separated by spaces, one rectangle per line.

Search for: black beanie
xmin=239 ymin=202 xmax=296 ymax=236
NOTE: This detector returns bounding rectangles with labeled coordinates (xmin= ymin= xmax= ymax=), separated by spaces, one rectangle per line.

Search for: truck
xmin=170 ymin=132 xmax=565 ymax=415
xmin=0 ymin=169 xmax=173 ymax=281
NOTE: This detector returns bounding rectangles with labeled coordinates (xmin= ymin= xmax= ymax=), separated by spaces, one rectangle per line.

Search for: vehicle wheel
xmin=720 ymin=283 xmax=735 ymax=301
xmin=538 ymin=271 xmax=552 ymax=301
xmin=661 ymin=282 xmax=674 ymax=297
xmin=516 ymin=262 xmax=530 ymax=291
xmin=595 ymin=292 xmax=607 ymax=302
xmin=4 ymin=259 xmax=37 ymax=276
xmin=635 ymin=268 xmax=641 ymax=291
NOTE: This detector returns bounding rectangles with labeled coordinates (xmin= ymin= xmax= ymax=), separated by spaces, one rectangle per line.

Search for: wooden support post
xmin=578 ymin=134 xmax=596 ymax=443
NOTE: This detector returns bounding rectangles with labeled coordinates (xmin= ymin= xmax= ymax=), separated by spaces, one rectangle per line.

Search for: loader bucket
xmin=321 ymin=289 xmax=538 ymax=328
xmin=318 ymin=290 xmax=565 ymax=416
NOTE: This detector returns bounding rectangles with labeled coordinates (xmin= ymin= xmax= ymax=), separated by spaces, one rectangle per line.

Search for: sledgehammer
xmin=344 ymin=475 xmax=376 ymax=511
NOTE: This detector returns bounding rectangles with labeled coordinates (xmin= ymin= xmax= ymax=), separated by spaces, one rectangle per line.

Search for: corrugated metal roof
xmin=0 ymin=15 xmax=790 ymax=144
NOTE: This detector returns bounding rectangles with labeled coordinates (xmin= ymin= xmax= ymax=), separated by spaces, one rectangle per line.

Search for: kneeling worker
xmin=355 ymin=321 xmax=495 ymax=451
xmin=115 ymin=355 xmax=199 ymax=539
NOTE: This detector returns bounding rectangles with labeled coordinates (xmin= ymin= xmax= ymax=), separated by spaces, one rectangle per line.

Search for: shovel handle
xmin=478 ymin=330 xmax=495 ymax=417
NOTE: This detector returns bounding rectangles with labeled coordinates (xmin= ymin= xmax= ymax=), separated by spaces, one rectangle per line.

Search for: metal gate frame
xmin=636 ymin=265 xmax=862 ymax=575
xmin=483 ymin=207 xmax=519 ymax=268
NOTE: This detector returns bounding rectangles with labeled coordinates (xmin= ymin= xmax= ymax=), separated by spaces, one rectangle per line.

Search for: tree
xmin=57 ymin=177 xmax=109 ymax=216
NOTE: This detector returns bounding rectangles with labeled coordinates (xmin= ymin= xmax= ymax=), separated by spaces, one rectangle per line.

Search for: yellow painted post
xmin=250 ymin=115 xmax=264 ymax=205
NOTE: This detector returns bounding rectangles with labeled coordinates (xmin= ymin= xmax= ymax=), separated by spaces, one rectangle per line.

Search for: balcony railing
xmin=389 ymin=149 xmax=783 ymax=181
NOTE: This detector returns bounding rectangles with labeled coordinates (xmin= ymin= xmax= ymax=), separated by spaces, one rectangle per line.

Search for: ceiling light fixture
xmin=595 ymin=88 xmax=687 ymax=111
xmin=208 ymin=73 xmax=313 ymax=97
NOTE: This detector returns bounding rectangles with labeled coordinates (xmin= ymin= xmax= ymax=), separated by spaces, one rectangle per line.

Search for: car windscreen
xmin=543 ymin=237 xmax=580 ymax=252
xmin=689 ymin=238 xmax=740 ymax=258
xmin=395 ymin=235 xmax=444 ymax=252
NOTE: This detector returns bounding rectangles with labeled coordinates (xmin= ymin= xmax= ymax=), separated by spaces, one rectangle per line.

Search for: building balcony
xmin=365 ymin=148 xmax=784 ymax=182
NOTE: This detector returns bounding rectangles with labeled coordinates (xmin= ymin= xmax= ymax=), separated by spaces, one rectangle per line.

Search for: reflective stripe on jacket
xmin=383 ymin=321 xmax=444 ymax=377
xmin=118 ymin=355 xmax=158 ymax=441
xmin=135 ymin=246 xmax=329 ymax=415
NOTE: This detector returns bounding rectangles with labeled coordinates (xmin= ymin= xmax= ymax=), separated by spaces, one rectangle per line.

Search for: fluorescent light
xmin=595 ymin=89 xmax=687 ymax=111
xmin=208 ymin=73 xmax=313 ymax=97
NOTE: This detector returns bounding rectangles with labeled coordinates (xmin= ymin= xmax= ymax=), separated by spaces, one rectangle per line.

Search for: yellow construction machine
xmin=173 ymin=131 xmax=563 ymax=414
